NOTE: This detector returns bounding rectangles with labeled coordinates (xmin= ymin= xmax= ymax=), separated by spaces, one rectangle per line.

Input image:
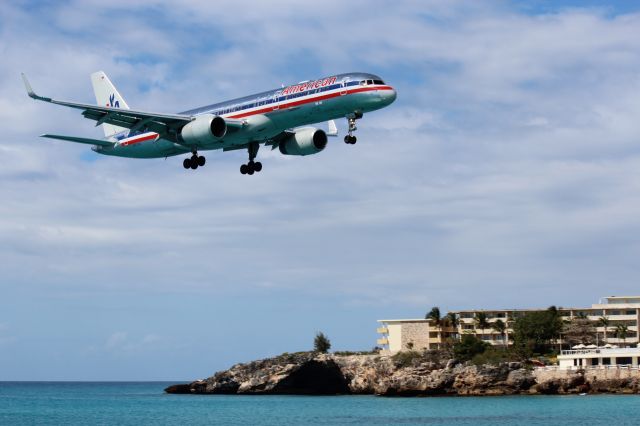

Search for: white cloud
xmin=2 ymin=0 xmax=640 ymax=379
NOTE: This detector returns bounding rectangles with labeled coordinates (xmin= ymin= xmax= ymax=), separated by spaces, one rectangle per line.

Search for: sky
xmin=1 ymin=0 xmax=640 ymax=381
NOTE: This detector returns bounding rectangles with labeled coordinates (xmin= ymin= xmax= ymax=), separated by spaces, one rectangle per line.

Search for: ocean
xmin=0 ymin=382 xmax=638 ymax=425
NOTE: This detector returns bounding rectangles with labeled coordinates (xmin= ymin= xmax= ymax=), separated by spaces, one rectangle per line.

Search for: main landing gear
xmin=240 ymin=142 xmax=262 ymax=175
xmin=183 ymin=152 xmax=206 ymax=170
xmin=344 ymin=111 xmax=363 ymax=145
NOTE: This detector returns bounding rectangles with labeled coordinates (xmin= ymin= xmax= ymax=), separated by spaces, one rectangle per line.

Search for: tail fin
xmin=90 ymin=71 xmax=130 ymax=137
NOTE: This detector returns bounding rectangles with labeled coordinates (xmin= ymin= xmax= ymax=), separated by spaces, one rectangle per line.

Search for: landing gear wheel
xmin=198 ymin=156 xmax=206 ymax=167
xmin=351 ymin=136 xmax=357 ymax=144
xmin=344 ymin=135 xmax=350 ymax=144
xmin=247 ymin=166 xmax=255 ymax=175
xmin=183 ymin=159 xmax=191 ymax=169
xmin=254 ymin=161 xmax=262 ymax=172
xmin=240 ymin=164 xmax=248 ymax=174
xmin=344 ymin=135 xmax=357 ymax=144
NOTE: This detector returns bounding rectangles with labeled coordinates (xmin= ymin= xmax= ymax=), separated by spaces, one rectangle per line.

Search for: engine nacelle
xmin=180 ymin=114 xmax=227 ymax=145
xmin=279 ymin=128 xmax=328 ymax=156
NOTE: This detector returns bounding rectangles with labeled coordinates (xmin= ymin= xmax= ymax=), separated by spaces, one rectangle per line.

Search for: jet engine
xmin=279 ymin=128 xmax=328 ymax=156
xmin=180 ymin=114 xmax=227 ymax=145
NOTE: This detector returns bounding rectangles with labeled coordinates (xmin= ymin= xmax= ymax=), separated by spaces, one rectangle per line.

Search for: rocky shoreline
xmin=165 ymin=352 xmax=640 ymax=396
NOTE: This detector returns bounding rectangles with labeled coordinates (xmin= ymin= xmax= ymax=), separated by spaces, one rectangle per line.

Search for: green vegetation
xmin=443 ymin=312 xmax=458 ymax=328
xmin=453 ymin=334 xmax=490 ymax=361
xmin=391 ymin=350 xmax=423 ymax=368
xmin=563 ymin=316 xmax=596 ymax=346
xmin=474 ymin=312 xmax=490 ymax=332
xmin=599 ymin=316 xmax=610 ymax=342
xmin=333 ymin=350 xmax=380 ymax=356
xmin=313 ymin=332 xmax=331 ymax=353
xmin=512 ymin=306 xmax=563 ymax=357
xmin=471 ymin=347 xmax=514 ymax=366
xmin=425 ymin=306 xmax=441 ymax=326
xmin=615 ymin=324 xmax=629 ymax=346
xmin=491 ymin=319 xmax=508 ymax=347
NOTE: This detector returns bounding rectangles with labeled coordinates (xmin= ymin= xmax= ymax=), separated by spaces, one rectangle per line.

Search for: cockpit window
xmin=373 ymin=79 xmax=385 ymax=85
xmin=367 ymin=79 xmax=374 ymax=85
xmin=360 ymin=80 xmax=367 ymax=85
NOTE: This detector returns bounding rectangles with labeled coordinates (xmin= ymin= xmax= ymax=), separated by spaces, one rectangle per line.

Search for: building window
xmin=602 ymin=357 xmax=611 ymax=365
xmin=616 ymin=357 xmax=632 ymax=365
xmin=625 ymin=310 xmax=636 ymax=315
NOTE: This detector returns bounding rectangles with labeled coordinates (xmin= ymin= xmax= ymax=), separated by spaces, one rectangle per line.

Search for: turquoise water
xmin=0 ymin=382 xmax=638 ymax=425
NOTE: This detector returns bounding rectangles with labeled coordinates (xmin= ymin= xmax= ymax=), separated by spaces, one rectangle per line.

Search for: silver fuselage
xmin=93 ymin=72 xmax=396 ymax=158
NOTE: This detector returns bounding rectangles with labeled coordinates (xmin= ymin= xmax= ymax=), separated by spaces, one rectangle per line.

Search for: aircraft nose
xmin=383 ymin=87 xmax=397 ymax=104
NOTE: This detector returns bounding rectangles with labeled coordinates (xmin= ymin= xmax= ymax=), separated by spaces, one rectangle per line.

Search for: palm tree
xmin=615 ymin=324 xmax=629 ymax=347
xmin=491 ymin=319 xmax=507 ymax=348
xmin=474 ymin=312 xmax=490 ymax=340
xmin=598 ymin=316 xmax=610 ymax=344
xmin=445 ymin=312 xmax=459 ymax=329
xmin=425 ymin=306 xmax=441 ymax=326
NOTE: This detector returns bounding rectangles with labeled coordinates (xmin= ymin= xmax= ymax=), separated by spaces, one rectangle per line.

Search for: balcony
xmin=377 ymin=338 xmax=388 ymax=345
xmin=376 ymin=327 xmax=388 ymax=334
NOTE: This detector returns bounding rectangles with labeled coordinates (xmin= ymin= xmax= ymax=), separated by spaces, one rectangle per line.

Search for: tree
xmin=453 ymin=334 xmax=489 ymax=361
xmin=425 ymin=306 xmax=441 ymax=326
xmin=512 ymin=307 xmax=563 ymax=356
xmin=444 ymin=312 xmax=459 ymax=329
xmin=491 ymin=319 xmax=508 ymax=347
xmin=474 ymin=312 xmax=490 ymax=335
xmin=598 ymin=316 xmax=610 ymax=344
xmin=563 ymin=317 xmax=596 ymax=346
xmin=314 ymin=332 xmax=331 ymax=353
xmin=615 ymin=324 xmax=629 ymax=347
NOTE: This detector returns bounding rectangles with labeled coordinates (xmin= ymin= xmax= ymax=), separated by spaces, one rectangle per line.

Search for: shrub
xmin=453 ymin=334 xmax=489 ymax=361
xmin=391 ymin=350 xmax=423 ymax=368
xmin=314 ymin=332 xmax=331 ymax=353
xmin=471 ymin=347 xmax=514 ymax=366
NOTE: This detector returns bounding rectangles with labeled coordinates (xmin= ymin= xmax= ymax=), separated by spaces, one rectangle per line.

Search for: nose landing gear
xmin=183 ymin=151 xmax=206 ymax=170
xmin=344 ymin=111 xmax=362 ymax=144
xmin=240 ymin=142 xmax=262 ymax=175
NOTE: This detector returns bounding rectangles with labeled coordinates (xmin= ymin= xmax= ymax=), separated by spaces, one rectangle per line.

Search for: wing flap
xmin=41 ymin=134 xmax=114 ymax=147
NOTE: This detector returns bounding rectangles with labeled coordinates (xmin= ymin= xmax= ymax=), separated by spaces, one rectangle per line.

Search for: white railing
xmin=536 ymin=364 xmax=639 ymax=371
xmin=561 ymin=347 xmax=640 ymax=356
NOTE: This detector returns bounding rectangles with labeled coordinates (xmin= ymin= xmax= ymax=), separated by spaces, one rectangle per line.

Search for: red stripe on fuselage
xmin=120 ymin=133 xmax=158 ymax=146
xmin=227 ymin=85 xmax=394 ymax=119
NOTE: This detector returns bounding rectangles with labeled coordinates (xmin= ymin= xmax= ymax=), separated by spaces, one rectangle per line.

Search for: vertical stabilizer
xmin=90 ymin=71 xmax=130 ymax=137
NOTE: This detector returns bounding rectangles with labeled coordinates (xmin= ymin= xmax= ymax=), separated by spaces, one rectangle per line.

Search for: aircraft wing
xmin=22 ymin=73 xmax=192 ymax=138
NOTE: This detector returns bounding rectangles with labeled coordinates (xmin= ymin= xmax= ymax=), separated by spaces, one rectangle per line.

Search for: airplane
xmin=21 ymin=71 xmax=397 ymax=175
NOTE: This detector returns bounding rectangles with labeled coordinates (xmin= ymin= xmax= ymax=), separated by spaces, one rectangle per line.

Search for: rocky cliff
xmin=164 ymin=352 xmax=640 ymax=396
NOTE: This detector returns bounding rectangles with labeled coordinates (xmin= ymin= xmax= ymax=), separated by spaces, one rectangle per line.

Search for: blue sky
xmin=1 ymin=0 xmax=640 ymax=380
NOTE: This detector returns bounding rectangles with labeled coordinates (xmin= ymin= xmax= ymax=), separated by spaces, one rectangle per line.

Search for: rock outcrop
xmin=165 ymin=352 xmax=640 ymax=396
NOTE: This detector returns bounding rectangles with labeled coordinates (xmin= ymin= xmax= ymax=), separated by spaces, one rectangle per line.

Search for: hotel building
xmin=377 ymin=296 xmax=640 ymax=354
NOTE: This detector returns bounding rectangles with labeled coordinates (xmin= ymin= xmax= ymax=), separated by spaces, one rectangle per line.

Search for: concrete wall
xmin=535 ymin=366 xmax=640 ymax=383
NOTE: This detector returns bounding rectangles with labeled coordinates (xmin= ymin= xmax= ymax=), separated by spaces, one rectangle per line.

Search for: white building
xmin=557 ymin=346 xmax=640 ymax=369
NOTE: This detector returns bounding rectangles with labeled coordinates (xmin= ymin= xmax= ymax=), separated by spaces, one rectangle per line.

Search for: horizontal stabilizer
xmin=41 ymin=134 xmax=114 ymax=147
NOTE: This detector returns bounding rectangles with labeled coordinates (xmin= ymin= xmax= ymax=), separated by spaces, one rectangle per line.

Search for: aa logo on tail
xmin=108 ymin=94 xmax=120 ymax=108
